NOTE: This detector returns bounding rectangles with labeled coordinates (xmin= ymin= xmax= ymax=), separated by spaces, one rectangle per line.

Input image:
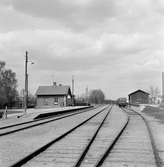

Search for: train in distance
xmin=117 ymin=97 xmax=127 ymax=107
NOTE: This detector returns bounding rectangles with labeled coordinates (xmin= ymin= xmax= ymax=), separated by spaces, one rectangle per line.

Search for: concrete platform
xmin=0 ymin=106 xmax=89 ymax=128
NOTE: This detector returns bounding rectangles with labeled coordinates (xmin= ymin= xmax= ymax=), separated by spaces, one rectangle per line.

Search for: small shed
xmin=35 ymin=82 xmax=72 ymax=109
xmin=128 ymin=89 xmax=149 ymax=104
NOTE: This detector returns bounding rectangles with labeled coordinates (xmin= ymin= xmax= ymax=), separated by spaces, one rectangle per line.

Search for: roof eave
xmin=128 ymin=89 xmax=149 ymax=96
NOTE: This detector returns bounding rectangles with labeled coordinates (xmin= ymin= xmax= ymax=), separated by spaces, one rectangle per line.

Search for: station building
xmin=128 ymin=89 xmax=149 ymax=104
xmin=35 ymin=82 xmax=72 ymax=109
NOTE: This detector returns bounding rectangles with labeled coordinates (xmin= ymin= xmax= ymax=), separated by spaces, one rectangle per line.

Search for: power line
xmin=74 ymin=83 xmax=84 ymax=91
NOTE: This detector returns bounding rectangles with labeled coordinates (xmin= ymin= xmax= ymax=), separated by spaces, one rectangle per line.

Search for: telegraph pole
xmin=24 ymin=51 xmax=34 ymax=113
xmin=24 ymin=51 xmax=28 ymax=114
xmin=162 ymin=72 xmax=164 ymax=104
xmin=72 ymin=75 xmax=74 ymax=106
xmin=27 ymin=73 xmax=28 ymax=108
xmin=86 ymin=86 xmax=88 ymax=106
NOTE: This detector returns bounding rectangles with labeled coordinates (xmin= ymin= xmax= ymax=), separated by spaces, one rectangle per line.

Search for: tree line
xmin=0 ymin=60 xmax=163 ymax=109
xmin=88 ymin=89 xmax=105 ymax=104
xmin=0 ymin=61 xmax=35 ymax=109
xmin=0 ymin=61 xmax=19 ymax=108
xmin=76 ymin=89 xmax=106 ymax=104
xmin=0 ymin=60 xmax=106 ymax=109
xmin=76 ymin=86 xmax=164 ymax=105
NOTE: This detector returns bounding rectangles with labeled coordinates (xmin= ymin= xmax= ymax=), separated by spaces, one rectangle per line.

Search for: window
xmin=44 ymin=98 xmax=48 ymax=105
xmin=54 ymin=97 xmax=58 ymax=104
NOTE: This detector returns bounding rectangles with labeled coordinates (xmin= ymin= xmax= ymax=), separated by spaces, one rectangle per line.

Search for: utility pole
xmin=72 ymin=75 xmax=74 ymax=106
xmin=27 ymin=73 xmax=28 ymax=108
xmin=162 ymin=72 xmax=164 ymax=104
xmin=25 ymin=51 xmax=28 ymax=114
xmin=24 ymin=51 xmax=34 ymax=114
xmin=86 ymin=86 xmax=88 ymax=106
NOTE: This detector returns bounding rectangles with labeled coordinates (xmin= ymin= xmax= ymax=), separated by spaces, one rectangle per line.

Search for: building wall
xmin=67 ymin=98 xmax=73 ymax=106
xmin=129 ymin=91 xmax=149 ymax=104
xmin=36 ymin=95 xmax=68 ymax=109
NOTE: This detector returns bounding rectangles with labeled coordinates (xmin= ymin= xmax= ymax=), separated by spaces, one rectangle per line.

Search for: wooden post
xmin=72 ymin=75 xmax=74 ymax=107
xmin=25 ymin=51 xmax=28 ymax=114
xmin=3 ymin=106 xmax=7 ymax=119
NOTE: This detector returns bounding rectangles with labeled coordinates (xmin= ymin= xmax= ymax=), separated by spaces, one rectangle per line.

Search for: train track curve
xmin=9 ymin=105 xmax=111 ymax=167
xmin=2 ymin=105 xmax=161 ymax=167
xmin=95 ymin=107 xmax=162 ymax=167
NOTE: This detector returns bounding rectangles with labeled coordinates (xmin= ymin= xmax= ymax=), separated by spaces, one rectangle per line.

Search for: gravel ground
xmin=134 ymin=106 xmax=164 ymax=166
xmin=0 ymin=105 xmax=109 ymax=167
xmin=1 ymin=105 xmax=163 ymax=166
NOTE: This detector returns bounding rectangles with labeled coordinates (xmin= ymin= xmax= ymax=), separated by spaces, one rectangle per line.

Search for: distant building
xmin=128 ymin=89 xmax=149 ymax=104
xmin=35 ymin=82 xmax=72 ymax=109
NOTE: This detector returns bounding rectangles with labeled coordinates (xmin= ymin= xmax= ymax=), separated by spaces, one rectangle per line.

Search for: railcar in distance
xmin=117 ymin=97 xmax=127 ymax=107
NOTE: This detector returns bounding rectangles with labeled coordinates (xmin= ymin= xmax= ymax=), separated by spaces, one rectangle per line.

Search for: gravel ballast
xmin=0 ymin=106 xmax=108 ymax=167
xmin=131 ymin=105 xmax=164 ymax=166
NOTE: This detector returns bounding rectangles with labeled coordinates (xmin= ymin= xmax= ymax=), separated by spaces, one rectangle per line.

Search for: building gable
xmin=128 ymin=89 xmax=149 ymax=104
xmin=128 ymin=89 xmax=149 ymax=96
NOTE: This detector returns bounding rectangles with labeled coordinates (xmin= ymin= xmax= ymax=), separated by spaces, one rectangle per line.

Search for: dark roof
xmin=35 ymin=85 xmax=71 ymax=96
xmin=128 ymin=89 xmax=149 ymax=96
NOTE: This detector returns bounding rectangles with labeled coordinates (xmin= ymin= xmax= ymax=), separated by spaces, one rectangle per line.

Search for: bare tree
xmin=148 ymin=85 xmax=160 ymax=104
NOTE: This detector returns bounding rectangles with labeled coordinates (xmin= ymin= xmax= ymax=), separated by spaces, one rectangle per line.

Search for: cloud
xmin=1 ymin=0 xmax=164 ymax=35
xmin=4 ymin=0 xmax=116 ymax=18
xmin=1 ymin=29 xmax=154 ymax=74
xmin=0 ymin=29 xmax=103 ymax=72
xmin=100 ymin=33 xmax=151 ymax=55
xmin=0 ymin=0 xmax=127 ymax=32
xmin=152 ymin=0 xmax=164 ymax=15
xmin=0 ymin=0 xmax=164 ymax=99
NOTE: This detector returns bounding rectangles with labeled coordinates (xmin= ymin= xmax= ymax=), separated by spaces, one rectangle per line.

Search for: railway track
xmin=97 ymin=107 xmax=162 ymax=167
xmin=0 ymin=107 xmax=94 ymax=136
xmin=10 ymin=105 xmax=112 ymax=167
xmin=2 ymin=105 xmax=161 ymax=167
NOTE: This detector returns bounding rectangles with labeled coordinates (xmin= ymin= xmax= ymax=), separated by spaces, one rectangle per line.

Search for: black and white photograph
xmin=0 ymin=0 xmax=164 ymax=166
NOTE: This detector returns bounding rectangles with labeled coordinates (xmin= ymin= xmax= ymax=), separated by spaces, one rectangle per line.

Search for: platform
xmin=0 ymin=106 xmax=90 ymax=128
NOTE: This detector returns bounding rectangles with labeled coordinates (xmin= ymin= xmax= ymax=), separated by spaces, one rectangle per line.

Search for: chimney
xmin=53 ymin=82 xmax=57 ymax=87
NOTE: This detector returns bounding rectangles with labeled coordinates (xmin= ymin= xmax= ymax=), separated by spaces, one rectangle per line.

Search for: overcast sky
xmin=0 ymin=0 xmax=164 ymax=100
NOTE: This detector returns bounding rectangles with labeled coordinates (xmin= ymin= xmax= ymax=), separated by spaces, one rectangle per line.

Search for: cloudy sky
xmin=0 ymin=0 xmax=164 ymax=100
